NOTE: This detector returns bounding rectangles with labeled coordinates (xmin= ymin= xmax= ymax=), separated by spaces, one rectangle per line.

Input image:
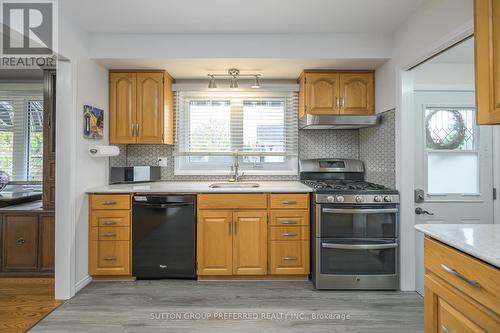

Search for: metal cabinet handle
xmin=102 ymin=221 xmax=117 ymax=226
xmin=103 ymin=256 xmax=117 ymax=261
xmin=102 ymin=233 xmax=117 ymax=237
xmin=281 ymin=201 xmax=297 ymax=205
xmin=228 ymin=221 xmax=231 ymax=236
xmin=341 ymin=97 xmax=345 ymax=108
xmin=131 ymin=124 xmax=134 ymax=136
xmin=234 ymin=221 xmax=237 ymax=235
xmin=441 ymin=264 xmax=481 ymax=289
xmin=321 ymin=243 xmax=398 ymax=250
xmin=282 ymin=256 xmax=298 ymax=261
xmin=441 ymin=325 xmax=454 ymax=333
xmin=136 ymin=124 xmax=140 ymax=137
xmin=336 ymin=97 xmax=340 ymax=108
xmin=102 ymin=201 xmax=117 ymax=206
xmin=16 ymin=238 xmax=26 ymax=245
xmin=280 ymin=220 xmax=298 ymax=225
xmin=282 ymin=232 xmax=298 ymax=237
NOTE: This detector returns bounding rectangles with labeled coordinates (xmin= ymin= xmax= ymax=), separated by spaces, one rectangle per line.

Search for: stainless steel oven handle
xmin=322 ymin=208 xmax=398 ymax=214
xmin=321 ymin=243 xmax=398 ymax=250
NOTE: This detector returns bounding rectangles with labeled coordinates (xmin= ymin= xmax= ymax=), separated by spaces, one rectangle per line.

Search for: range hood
xmin=299 ymin=114 xmax=381 ymax=130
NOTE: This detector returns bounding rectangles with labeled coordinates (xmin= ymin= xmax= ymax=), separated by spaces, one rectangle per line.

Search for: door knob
xmin=415 ymin=207 xmax=434 ymax=215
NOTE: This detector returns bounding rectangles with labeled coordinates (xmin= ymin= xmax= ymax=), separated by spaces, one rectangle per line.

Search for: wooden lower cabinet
xmin=270 ymin=241 xmax=309 ymax=275
xmin=233 ymin=211 xmax=267 ymax=275
xmin=89 ymin=240 xmax=130 ymax=276
xmin=0 ymin=213 xmax=55 ymax=275
xmin=423 ymin=238 xmax=500 ymax=333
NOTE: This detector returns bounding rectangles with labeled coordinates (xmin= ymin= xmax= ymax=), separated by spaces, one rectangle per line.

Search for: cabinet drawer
xmin=91 ymin=210 xmax=131 ymax=227
xmin=270 ymin=210 xmax=309 ymax=226
xmin=90 ymin=241 xmax=130 ymax=276
xmin=269 ymin=194 xmax=309 ymax=209
xmin=270 ymin=226 xmax=309 ymax=241
xmin=198 ymin=194 xmax=267 ymax=210
xmin=425 ymin=238 xmax=500 ymax=314
xmin=91 ymin=226 xmax=130 ymax=241
xmin=438 ymin=299 xmax=485 ymax=333
xmin=90 ymin=194 xmax=131 ymax=210
xmin=270 ymin=240 xmax=309 ymax=275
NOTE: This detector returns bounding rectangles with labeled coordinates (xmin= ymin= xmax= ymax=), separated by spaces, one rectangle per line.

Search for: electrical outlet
xmin=157 ymin=157 xmax=168 ymax=167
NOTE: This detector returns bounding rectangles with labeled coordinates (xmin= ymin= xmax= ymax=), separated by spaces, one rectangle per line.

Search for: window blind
xmin=174 ymin=91 xmax=299 ymax=159
xmin=0 ymin=89 xmax=43 ymax=181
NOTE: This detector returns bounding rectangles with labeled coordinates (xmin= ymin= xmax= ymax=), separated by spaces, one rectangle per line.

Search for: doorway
xmin=406 ymin=37 xmax=495 ymax=295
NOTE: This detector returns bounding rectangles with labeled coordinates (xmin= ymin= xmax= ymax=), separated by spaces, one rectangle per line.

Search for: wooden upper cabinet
xmin=299 ymin=70 xmax=374 ymax=116
xmin=339 ymin=72 xmax=374 ymax=115
xmin=137 ymin=73 xmax=164 ymax=144
xmin=305 ymin=72 xmax=340 ymax=115
xmin=232 ymin=211 xmax=267 ymax=275
xmin=475 ymin=0 xmax=500 ymax=124
xmin=109 ymin=70 xmax=174 ymax=144
xmin=110 ymin=72 xmax=137 ymax=144
xmin=197 ymin=210 xmax=233 ymax=276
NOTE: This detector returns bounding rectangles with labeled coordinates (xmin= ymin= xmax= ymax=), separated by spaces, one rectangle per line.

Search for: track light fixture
xmin=207 ymin=68 xmax=262 ymax=89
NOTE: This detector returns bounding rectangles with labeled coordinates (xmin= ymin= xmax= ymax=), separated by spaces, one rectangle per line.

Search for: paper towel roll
xmin=88 ymin=145 xmax=120 ymax=157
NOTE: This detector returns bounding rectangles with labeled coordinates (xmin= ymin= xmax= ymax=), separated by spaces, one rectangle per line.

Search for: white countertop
xmin=87 ymin=181 xmax=313 ymax=194
xmin=415 ymin=224 xmax=500 ymax=268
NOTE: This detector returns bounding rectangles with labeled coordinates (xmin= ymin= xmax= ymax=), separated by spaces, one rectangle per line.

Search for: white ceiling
xmin=95 ymin=58 xmax=388 ymax=79
xmin=429 ymin=38 xmax=474 ymax=64
xmin=62 ymin=0 xmax=424 ymax=34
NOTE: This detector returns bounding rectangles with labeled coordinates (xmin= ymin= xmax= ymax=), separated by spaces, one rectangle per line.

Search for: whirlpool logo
xmin=1 ymin=0 xmax=57 ymax=68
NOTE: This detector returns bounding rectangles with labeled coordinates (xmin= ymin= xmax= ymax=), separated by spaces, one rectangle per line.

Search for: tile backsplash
xmin=110 ymin=109 xmax=396 ymax=187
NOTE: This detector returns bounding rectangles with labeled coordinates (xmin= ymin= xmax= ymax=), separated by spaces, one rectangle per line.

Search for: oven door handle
xmin=321 ymin=243 xmax=399 ymax=250
xmin=322 ymin=208 xmax=398 ymax=214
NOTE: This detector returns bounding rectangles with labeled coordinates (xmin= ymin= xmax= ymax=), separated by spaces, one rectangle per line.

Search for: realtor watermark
xmin=0 ymin=0 xmax=57 ymax=69
xmin=150 ymin=311 xmax=351 ymax=321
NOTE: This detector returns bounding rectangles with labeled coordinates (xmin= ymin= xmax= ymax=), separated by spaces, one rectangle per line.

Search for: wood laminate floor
xmin=31 ymin=280 xmax=423 ymax=333
xmin=0 ymin=278 xmax=61 ymax=333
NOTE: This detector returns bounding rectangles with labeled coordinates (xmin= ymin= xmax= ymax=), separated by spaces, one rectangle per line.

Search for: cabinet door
xmin=39 ymin=215 xmax=55 ymax=272
xmin=305 ymin=73 xmax=340 ymax=115
xmin=232 ymin=211 xmax=267 ymax=275
xmin=109 ymin=72 xmax=137 ymax=144
xmin=438 ymin=299 xmax=485 ymax=333
xmin=2 ymin=215 xmax=39 ymax=271
xmin=270 ymin=240 xmax=309 ymax=275
xmin=475 ymin=0 xmax=500 ymax=124
xmin=89 ymin=241 xmax=130 ymax=276
xmin=197 ymin=211 xmax=233 ymax=275
xmin=137 ymin=72 xmax=164 ymax=144
xmin=339 ymin=72 xmax=374 ymax=115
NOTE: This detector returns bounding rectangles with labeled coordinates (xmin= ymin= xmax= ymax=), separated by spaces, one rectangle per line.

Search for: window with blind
xmin=175 ymin=91 xmax=298 ymax=175
xmin=0 ymin=89 xmax=44 ymax=182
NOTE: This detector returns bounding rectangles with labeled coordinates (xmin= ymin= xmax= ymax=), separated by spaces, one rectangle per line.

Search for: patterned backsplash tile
xmin=110 ymin=110 xmax=396 ymax=187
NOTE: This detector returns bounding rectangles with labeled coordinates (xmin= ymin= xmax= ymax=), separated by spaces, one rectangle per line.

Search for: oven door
xmin=318 ymin=205 xmax=398 ymax=238
xmin=319 ymin=238 xmax=398 ymax=276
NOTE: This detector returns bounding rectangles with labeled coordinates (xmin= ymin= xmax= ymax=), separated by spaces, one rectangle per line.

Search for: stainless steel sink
xmin=209 ymin=182 xmax=260 ymax=188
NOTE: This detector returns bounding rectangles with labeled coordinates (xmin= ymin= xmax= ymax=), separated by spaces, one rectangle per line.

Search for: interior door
xmin=196 ymin=210 xmax=233 ymax=275
xmin=110 ymin=72 xmax=137 ymax=144
xmin=339 ymin=72 xmax=374 ymax=115
xmin=414 ymin=91 xmax=494 ymax=295
xmin=136 ymin=72 xmax=164 ymax=144
xmin=232 ymin=211 xmax=267 ymax=275
xmin=305 ymin=73 xmax=340 ymax=115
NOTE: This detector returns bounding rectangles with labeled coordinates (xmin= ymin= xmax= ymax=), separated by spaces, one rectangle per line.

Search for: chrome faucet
xmin=229 ymin=151 xmax=244 ymax=182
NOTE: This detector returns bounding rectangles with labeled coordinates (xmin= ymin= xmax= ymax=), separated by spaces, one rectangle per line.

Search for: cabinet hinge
xmin=494 ymin=188 xmax=497 ymax=200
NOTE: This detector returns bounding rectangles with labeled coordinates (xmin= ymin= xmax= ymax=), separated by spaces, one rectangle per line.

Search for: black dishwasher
xmin=132 ymin=194 xmax=196 ymax=279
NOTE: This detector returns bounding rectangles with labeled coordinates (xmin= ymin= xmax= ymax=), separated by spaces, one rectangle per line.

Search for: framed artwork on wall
xmin=83 ymin=105 xmax=104 ymax=139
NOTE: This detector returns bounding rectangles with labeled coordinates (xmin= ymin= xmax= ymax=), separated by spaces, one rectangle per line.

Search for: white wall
xmin=413 ymin=63 xmax=474 ymax=91
xmin=56 ymin=11 xmax=109 ymax=299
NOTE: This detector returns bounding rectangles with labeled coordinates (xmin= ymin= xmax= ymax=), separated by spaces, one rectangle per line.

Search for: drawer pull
xmin=103 ymin=256 xmax=117 ymax=261
xmin=280 ymin=220 xmax=298 ymax=225
xmin=283 ymin=256 xmax=298 ymax=261
xmin=102 ymin=221 xmax=117 ymax=226
xmin=282 ymin=201 xmax=297 ymax=205
xmin=282 ymin=232 xmax=298 ymax=237
xmin=441 ymin=264 xmax=481 ymax=289
xmin=102 ymin=233 xmax=117 ymax=237
xmin=15 ymin=238 xmax=26 ymax=245
xmin=102 ymin=201 xmax=117 ymax=206
xmin=441 ymin=325 xmax=454 ymax=333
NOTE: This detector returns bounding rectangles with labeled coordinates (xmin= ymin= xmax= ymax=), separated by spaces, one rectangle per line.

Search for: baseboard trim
xmin=75 ymin=275 xmax=92 ymax=293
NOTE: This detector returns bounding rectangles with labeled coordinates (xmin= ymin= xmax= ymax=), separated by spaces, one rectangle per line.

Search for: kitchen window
xmin=0 ymin=90 xmax=44 ymax=182
xmin=174 ymin=91 xmax=298 ymax=175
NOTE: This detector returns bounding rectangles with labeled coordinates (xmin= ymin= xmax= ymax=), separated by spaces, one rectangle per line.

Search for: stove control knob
xmin=335 ymin=195 xmax=345 ymax=203
xmin=355 ymin=196 xmax=364 ymax=203
xmin=326 ymin=195 xmax=335 ymax=203
xmin=384 ymin=196 xmax=393 ymax=202
xmin=374 ymin=196 xmax=383 ymax=202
